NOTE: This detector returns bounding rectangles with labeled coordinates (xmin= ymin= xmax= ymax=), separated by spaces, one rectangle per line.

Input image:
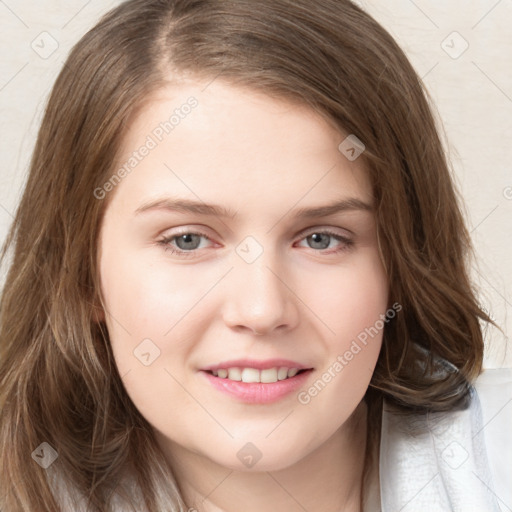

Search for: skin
xmin=98 ymin=78 xmax=389 ymax=512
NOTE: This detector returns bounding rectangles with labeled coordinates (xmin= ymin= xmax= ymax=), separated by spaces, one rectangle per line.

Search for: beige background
xmin=1 ymin=0 xmax=511 ymax=367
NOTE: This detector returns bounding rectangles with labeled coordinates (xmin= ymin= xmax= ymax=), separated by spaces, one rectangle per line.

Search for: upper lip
xmin=202 ymin=359 xmax=313 ymax=372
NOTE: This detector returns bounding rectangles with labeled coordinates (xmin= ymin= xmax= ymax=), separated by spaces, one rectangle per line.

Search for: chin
xmin=205 ymin=437 xmax=312 ymax=473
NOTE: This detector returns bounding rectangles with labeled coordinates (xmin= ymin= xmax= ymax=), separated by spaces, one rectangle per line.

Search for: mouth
xmin=205 ymin=366 xmax=310 ymax=383
xmin=200 ymin=360 xmax=314 ymax=404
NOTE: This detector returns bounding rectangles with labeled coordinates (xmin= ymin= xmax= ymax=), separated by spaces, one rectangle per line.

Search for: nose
xmin=221 ymin=248 xmax=300 ymax=337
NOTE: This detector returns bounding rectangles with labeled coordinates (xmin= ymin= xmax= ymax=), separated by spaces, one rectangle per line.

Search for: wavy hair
xmin=0 ymin=0 xmax=492 ymax=510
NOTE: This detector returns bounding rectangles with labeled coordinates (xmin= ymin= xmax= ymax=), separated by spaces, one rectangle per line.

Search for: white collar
xmin=376 ymin=368 xmax=512 ymax=511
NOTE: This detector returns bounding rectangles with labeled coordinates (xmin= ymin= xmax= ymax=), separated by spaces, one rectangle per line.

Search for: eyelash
xmin=157 ymin=228 xmax=354 ymax=258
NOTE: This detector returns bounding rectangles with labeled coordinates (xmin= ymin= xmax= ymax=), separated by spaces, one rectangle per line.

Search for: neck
xmin=161 ymin=402 xmax=369 ymax=512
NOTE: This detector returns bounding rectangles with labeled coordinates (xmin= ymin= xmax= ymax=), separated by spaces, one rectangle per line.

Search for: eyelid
xmin=158 ymin=224 xmax=354 ymax=258
xmin=160 ymin=227 xmax=216 ymax=247
xmin=159 ymin=224 xmax=352 ymax=243
xmin=297 ymin=224 xmax=353 ymax=238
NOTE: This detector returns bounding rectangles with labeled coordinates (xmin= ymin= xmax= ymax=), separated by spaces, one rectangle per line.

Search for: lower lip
xmin=201 ymin=370 xmax=313 ymax=404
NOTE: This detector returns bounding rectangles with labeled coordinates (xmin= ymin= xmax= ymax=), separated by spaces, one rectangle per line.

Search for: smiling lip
xmin=200 ymin=359 xmax=313 ymax=404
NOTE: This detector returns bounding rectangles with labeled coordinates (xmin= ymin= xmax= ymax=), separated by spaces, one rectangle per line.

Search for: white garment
xmin=377 ymin=368 xmax=512 ymax=512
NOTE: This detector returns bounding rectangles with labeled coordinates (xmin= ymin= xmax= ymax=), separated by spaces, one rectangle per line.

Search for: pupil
xmin=177 ymin=234 xmax=200 ymax=250
xmin=309 ymin=233 xmax=329 ymax=250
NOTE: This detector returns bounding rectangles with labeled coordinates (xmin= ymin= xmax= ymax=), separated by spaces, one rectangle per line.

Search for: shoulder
xmin=473 ymin=368 xmax=512 ymax=511
xmin=378 ymin=368 xmax=512 ymax=512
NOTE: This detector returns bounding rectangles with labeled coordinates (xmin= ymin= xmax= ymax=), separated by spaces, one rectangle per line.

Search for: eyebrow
xmin=134 ymin=197 xmax=373 ymax=219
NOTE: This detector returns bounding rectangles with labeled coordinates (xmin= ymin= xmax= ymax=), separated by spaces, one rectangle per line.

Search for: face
xmin=98 ymin=78 xmax=389 ymax=472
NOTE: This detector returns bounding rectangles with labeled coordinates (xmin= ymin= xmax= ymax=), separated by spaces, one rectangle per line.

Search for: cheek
xmin=304 ymin=251 xmax=388 ymax=349
xmin=99 ymin=246 xmax=215 ymax=346
xmin=98 ymin=247 xmax=210 ymax=427
xmin=296 ymin=253 xmax=388 ymax=406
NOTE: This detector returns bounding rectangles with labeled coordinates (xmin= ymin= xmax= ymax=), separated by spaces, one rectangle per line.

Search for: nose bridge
xmin=223 ymin=235 xmax=298 ymax=334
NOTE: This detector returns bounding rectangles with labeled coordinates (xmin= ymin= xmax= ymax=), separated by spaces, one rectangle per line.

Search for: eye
xmin=295 ymin=229 xmax=354 ymax=254
xmin=157 ymin=228 xmax=354 ymax=258
xmin=157 ymin=230 xmax=214 ymax=257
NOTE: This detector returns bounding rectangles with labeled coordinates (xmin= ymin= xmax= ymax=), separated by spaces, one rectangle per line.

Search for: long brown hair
xmin=0 ymin=1 xmax=492 ymax=510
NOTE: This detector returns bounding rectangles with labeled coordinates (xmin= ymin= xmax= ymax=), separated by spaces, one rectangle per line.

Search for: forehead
xmin=108 ymin=78 xmax=372 ymax=215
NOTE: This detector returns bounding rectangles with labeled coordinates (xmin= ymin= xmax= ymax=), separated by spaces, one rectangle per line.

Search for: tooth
xmin=260 ymin=368 xmax=278 ymax=383
xmin=213 ymin=366 xmax=301 ymax=382
xmin=277 ymin=367 xmax=289 ymax=380
xmin=241 ymin=368 xmax=260 ymax=383
xmin=287 ymin=368 xmax=299 ymax=378
xmin=227 ymin=368 xmax=242 ymax=381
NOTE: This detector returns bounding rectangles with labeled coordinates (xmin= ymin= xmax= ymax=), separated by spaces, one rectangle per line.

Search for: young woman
xmin=0 ymin=1 xmax=507 ymax=510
